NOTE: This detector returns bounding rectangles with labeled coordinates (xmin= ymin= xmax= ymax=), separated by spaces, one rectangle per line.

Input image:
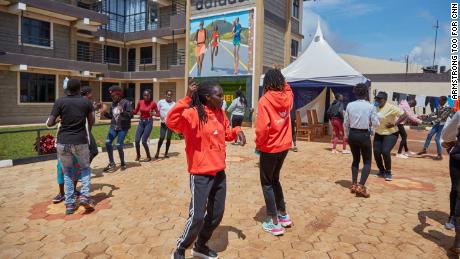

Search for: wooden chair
xmin=306 ymin=110 xmax=323 ymax=137
xmin=295 ymin=111 xmax=313 ymax=141
xmin=312 ymin=109 xmax=328 ymax=136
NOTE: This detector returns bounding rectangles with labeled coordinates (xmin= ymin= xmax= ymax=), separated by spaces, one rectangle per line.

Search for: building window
xmin=102 ymin=0 xmax=148 ymax=33
xmin=77 ymin=41 xmax=91 ymax=62
xmin=140 ymin=46 xmax=153 ymax=64
xmin=102 ymin=82 xmax=118 ymax=102
xmin=291 ymin=40 xmax=299 ymax=58
xmin=21 ymin=17 xmax=51 ymax=47
xmin=19 ymin=72 xmax=55 ymax=103
xmin=104 ymin=45 xmax=120 ymax=64
xmin=292 ymin=0 xmax=300 ymax=19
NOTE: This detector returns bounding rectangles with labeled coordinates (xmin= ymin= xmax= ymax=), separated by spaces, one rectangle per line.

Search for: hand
xmin=187 ymin=78 xmax=198 ymax=97
xmin=237 ymin=131 xmax=246 ymax=146
xmin=101 ymin=103 xmax=109 ymax=113
xmin=385 ymin=122 xmax=394 ymax=129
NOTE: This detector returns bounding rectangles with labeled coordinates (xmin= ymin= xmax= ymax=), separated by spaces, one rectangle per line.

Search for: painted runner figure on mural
xmin=232 ymin=17 xmax=242 ymax=75
xmin=194 ymin=21 xmax=207 ymax=77
xmin=210 ymin=25 xmax=220 ymax=71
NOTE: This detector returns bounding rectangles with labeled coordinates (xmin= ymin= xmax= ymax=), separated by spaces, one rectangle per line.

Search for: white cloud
xmin=304 ymin=0 xmax=379 ymax=18
xmin=409 ymin=37 xmax=449 ymax=68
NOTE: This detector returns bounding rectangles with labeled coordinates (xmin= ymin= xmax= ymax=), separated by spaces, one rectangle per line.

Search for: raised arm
xmin=166 ymin=81 xmax=197 ymax=133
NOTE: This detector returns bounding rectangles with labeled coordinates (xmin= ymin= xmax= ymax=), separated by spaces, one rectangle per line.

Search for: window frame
xmin=19 ymin=16 xmax=54 ymax=49
xmin=291 ymin=39 xmax=299 ymax=59
xmin=18 ymin=72 xmax=57 ymax=105
xmin=140 ymin=46 xmax=153 ymax=65
xmin=292 ymin=0 xmax=300 ymax=20
xmin=104 ymin=45 xmax=121 ymax=65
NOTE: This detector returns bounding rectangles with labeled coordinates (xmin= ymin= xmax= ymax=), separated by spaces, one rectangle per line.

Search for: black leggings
xmin=348 ymin=129 xmax=372 ymax=185
xmin=373 ymin=133 xmax=399 ymax=172
xmin=156 ymin=123 xmax=172 ymax=155
xmin=397 ymin=124 xmax=408 ymax=154
xmin=260 ymin=150 xmax=288 ymax=216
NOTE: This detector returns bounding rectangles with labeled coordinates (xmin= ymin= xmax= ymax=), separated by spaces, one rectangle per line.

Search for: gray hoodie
xmin=227 ymin=97 xmax=246 ymax=116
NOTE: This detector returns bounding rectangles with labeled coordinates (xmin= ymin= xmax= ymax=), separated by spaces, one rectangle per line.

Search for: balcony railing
xmin=0 ymin=32 xmax=184 ymax=72
xmin=126 ymin=48 xmax=185 ymax=72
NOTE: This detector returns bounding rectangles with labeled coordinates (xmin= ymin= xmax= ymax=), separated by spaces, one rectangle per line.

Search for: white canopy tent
xmin=260 ymin=21 xmax=370 ymax=124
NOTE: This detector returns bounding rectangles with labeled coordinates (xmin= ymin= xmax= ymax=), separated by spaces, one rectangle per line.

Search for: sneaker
xmin=375 ymin=171 xmax=385 ymax=178
xmin=342 ymin=150 xmax=351 ymax=154
xmin=262 ymin=218 xmax=285 ymax=236
xmin=417 ymin=149 xmax=427 ymax=155
xmin=446 ymin=216 xmax=456 ymax=230
xmin=65 ymin=204 xmax=76 ymax=215
xmin=433 ymin=155 xmax=443 ymax=161
xmin=277 ymin=213 xmax=293 ymax=227
xmin=171 ymin=249 xmax=185 ymax=259
xmin=53 ymin=193 xmax=65 ymax=203
xmin=103 ymin=163 xmax=116 ymax=172
xmin=396 ymin=153 xmax=409 ymax=159
xmin=406 ymin=151 xmax=417 ymax=156
xmin=291 ymin=146 xmax=298 ymax=152
xmin=355 ymin=185 xmax=370 ymax=198
xmin=79 ymin=196 xmax=95 ymax=211
xmin=135 ymin=155 xmax=140 ymax=161
xmin=231 ymin=142 xmax=240 ymax=146
xmin=331 ymin=149 xmax=338 ymax=154
xmin=120 ymin=164 xmax=127 ymax=171
xmin=192 ymin=244 xmax=218 ymax=259
xmin=384 ymin=172 xmax=393 ymax=181
xmin=350 ymin=183 xmax=358 ymax=193
xmin=164 ymin=154 xmax=170 ymax=158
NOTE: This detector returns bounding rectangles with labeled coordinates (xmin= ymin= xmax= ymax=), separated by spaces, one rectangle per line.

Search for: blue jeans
xmin=423 ymin=124 xmax=444 ymax=155
xmin=56 ymin=144 xmax=91 ymax=205
xmin=135 ymin=119 xmax=153 ymax=157
xmin=106 ymin=128 xmax=128 ymax=165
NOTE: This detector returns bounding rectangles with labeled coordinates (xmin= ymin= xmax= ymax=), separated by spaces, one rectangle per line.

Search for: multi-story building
xmin=0 ymin=0 xmax=305 ymax=125
xmin=0 ymin=0 xmax=186 ymax=125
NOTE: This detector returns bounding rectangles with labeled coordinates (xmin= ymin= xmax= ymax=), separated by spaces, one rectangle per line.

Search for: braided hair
xmin=190 ymin=81 xmax=220 ymax=126
xmin=263 ymin=69 xmax=285 ymax=92
xmin=235 ymin=90 xmax=247 ymax=107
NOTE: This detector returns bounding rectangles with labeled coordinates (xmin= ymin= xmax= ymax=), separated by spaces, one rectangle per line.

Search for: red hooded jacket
xmin=255 ymin=82 xmax=294 ymax=153
xmin=166 ymin=96 xmax=241 ymax=176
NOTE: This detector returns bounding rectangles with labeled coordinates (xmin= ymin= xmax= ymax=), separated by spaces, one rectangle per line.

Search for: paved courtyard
xmin=0 ymin=129 xmax=456 ymax=259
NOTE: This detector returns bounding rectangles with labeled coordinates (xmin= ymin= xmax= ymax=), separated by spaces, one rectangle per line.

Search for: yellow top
xmin=375 ymin=103 xmax=404 ymax=135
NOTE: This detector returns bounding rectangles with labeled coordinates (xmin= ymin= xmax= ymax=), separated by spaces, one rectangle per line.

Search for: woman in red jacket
xmin=256 ymin=69 xmax=294 ymax=236
xmin=167 ymin=80 xmax=246 ymax=259
xmin=132 ymin=89 xmax=159 ymax=161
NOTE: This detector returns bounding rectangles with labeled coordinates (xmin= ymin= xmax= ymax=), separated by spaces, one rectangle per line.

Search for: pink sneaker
xmin=278 ymin=213 xmax=292 ymax=227
xmin=262 ymin=219 xmax=285 ymax=236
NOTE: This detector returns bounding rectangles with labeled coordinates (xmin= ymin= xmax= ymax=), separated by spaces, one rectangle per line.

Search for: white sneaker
xmin=406 ymin=152 xmax=417 ymax=156
xmin=331 ymin=150 xmax=338 ymax=154
xmin=342 ymin=150 xmax=351 ymax=154
xmin=396 ymin=153 xmax=409 ymax=159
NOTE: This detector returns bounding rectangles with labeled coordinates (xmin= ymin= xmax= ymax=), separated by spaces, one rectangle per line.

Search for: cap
xmin=375 ymin=91 xmax=388 ymax=100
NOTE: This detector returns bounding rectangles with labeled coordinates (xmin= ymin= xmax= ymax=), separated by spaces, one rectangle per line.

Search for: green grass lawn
xmin=0 ymin=123 xmax=179 ymax=160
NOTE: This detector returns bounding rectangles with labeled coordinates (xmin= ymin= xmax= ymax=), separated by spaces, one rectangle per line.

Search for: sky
xmin=190 ymin=11 xmax=249 ymax=32
xmin=302 ymin=0 xmax=451 ymax=67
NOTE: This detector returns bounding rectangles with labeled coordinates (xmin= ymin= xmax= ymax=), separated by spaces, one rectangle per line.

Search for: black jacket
xmin=104 ymin=98 xmax=133 ymax=131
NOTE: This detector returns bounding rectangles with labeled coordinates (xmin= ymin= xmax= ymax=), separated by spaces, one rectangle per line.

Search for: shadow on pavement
xmin=413 ymin=210 xmax=457 ymax=258
xmin=90 ymin=183 xmax=119 ymax=206
xmin=207 ymin=225 xmax=246 ymax=253
xmin=253 ymin=206 xmax=266 ymax=223
xmin=334 ymin=180 xmax=352 ymax=189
